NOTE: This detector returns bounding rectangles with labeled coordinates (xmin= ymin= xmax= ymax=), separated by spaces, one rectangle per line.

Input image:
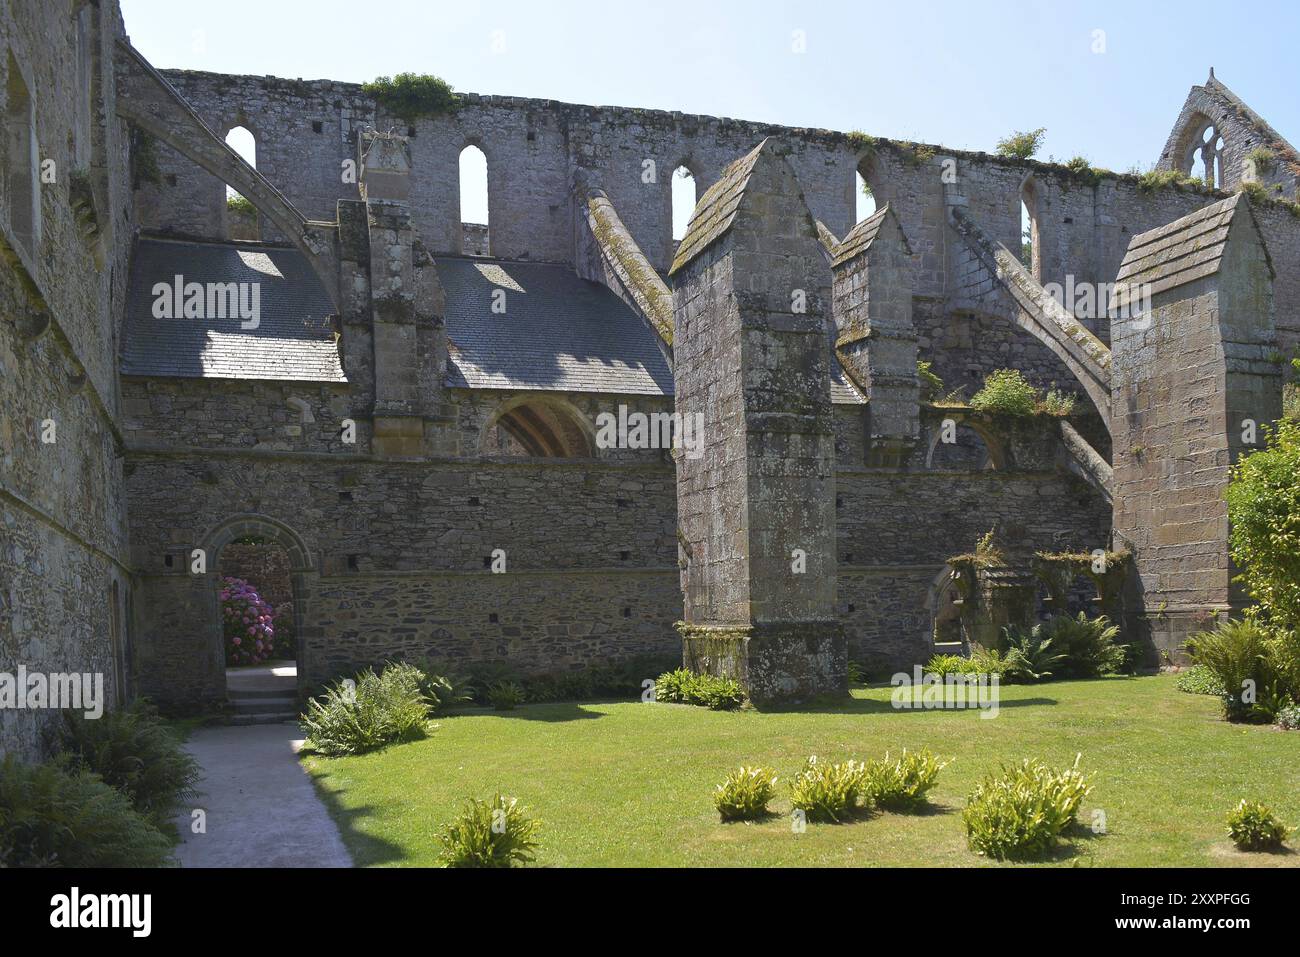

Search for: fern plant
xmin=963 ymin=755 xmax=1092 ymax=860
xmin=58 ymin=699 xmax=200 ymax=833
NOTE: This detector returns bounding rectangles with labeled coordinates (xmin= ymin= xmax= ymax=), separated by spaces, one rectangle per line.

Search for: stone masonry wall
xmin=1 ymin=0 xmax=135 ymax=758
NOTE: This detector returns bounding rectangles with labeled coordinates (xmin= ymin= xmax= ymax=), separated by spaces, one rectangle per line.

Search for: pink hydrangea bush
xmin=220 ymin=576 xmax=276 ymax=666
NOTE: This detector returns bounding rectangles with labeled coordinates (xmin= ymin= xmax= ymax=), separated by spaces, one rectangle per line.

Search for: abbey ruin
xmin=2 ymin=1 xmax=1295 ymax=749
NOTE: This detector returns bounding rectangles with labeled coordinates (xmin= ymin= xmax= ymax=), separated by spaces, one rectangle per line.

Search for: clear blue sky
xmin=119 ymin=0 xmax=1300 ymax=176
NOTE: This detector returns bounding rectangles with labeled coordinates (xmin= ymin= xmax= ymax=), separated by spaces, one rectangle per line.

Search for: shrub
xmin=1247 ymin=147 xmax=1276 ymax=175
xmin=220 ymin=577 xmax=276 ymax=666
xmin=1185 ymin=619 xmax=1277 ymax=721
xmin=1276 ymin=702 xmax=1300 ymax=730
xmin=1175 ymin=663 xmax=1226 ymax=696
xmin=1037 ymin=388 xmax=1076 ymax=417
xmin=0 ymin=755 xmax=176 ymax=867
xmin=58 ymin=699 xmax=199 ymax=832
xmin=1226 ymin=800 xmax=1290 ymax=851
xmin=436 ymin=794 xmax=541 ymax=868
xmin=653 ymin=669 xmax=744 ymax=710
xmin=970 ymin=369 xmax=1038 ymax=417
xmin=1226 ymin=419 xmax=1300 ymax=630
xmin=917 ymin=360 xmax=944 ymax=399
xmin=995 ymin=127 xmax=1046 ymax=160
xmin=788 ymin=757 xmax=865 ymax=823
xmin=1040 ymin=613 xmax=1128 ymax=678
xmin=486 ymin=681 xmax=525 ymax=711
xmin=362 ymin=73 xmax=460 ymax=122
xmin=860 ymin=748 xmax=949 ymax=812
xmin=962 ymin=756 xmax=1092 ymax=860
xmin=846 ymin=660 xmax=866 ymax=684
xmin=714 ymin=766 xmax=779 ymax=821
xmin=300 ymin=662 xmax=429 ymax=756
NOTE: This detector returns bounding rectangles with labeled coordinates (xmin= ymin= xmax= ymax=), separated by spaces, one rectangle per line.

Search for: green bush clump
xmin=1185 ymin=618 xmax=1292 ymax=722
xmin=788 ymin=757 xmax=865 ymax=823
xmin=654 ymin=669 xmax=744 ymax=710
xmin=917 ymin=360 xmax=944 ymax=399
xmin=1226 ymin=799 xmax=1290 ymax=851
xmin=1226 ymin=419 xmax=1300 ymax=630
xmin=1175 ymin=663 xmax=1226 ymax=696
xmin=362 ymin=72 xmax=460 ymax=122
xmin=962 ymin=756 xmax=1092 ymax=860
xmin=486 ymin=681 xmax=525 ymax=711
xmin=0 ymin=755 xmax=176 ymax=867
xmin=924 ymin=654 xmax=968 ymax=678
xmin=714 ymin=766 xmax=779 ymax=821
xmin=995 ymin=127 xmax=1046 ymax=160
xmin=860 ymin=748 xmax=949 ymax=812
xmin=436 ymin=793 xmax=541 ymax=868
xmin=226 ymin=193 xmax=255 ymax=217
xmin=1038 ymin=388 xmax=1076 ymax=417
xmin=970 ymin=369 xmax=1038 ymax=416
xmin=58 ymin=699 xmax=199 ymax=832
xmin=300 ymin=662 xmax=429 ymax=756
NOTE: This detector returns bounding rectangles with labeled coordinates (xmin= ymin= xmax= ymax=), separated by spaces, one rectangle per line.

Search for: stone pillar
xmin=830 ymin=205 xmax=920 ymax=467
xmin=1111 ymin=194 xmax=1282 ymax=659
xmin=358 ymin=131 xmax=450 ymax=458
xmin=666 ymin=138 xmax=846 ymax=705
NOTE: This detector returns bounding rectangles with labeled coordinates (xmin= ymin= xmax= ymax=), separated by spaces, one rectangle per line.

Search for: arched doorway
xmin=200 ymin=515 xmax=313 ymax=721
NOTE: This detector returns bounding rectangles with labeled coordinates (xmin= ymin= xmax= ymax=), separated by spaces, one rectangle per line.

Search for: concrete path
xmin=173 ymin=722 xmax=352 ymax=868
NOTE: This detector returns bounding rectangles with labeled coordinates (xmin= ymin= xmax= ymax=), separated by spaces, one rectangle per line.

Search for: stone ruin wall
xmin=0 ymin=0 xmax=135 ymax=758
xmin=138 ymin=70 xmax=1300 ymax=406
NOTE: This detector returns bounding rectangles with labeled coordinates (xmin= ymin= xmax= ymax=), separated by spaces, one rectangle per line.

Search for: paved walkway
xmin=173 ymin=722 xmax=352 ymax=868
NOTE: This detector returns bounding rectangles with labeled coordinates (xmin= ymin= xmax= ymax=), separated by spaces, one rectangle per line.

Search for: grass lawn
xmin=301 ymin=674 xmax=1300 ymax=867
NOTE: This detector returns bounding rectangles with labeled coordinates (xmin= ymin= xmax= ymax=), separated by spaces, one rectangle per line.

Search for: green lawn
xmin=301 ymin=674 xmax=1300 ymax=867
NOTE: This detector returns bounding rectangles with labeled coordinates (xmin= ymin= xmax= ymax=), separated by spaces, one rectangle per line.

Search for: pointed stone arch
xmin=480 ymin=394 xmax=598 ymax=458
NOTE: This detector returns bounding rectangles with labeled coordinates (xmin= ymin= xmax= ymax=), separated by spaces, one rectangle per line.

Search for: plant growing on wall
xmin=220 ymin=576 xmax=276 ymax=666
xmin=362 ymin=73 xmax=461 ymax=123
xmin=970 ymin=368 xmax=1038 ymax=416
xmin=995 ymin=127 xmax=1046 ymax=160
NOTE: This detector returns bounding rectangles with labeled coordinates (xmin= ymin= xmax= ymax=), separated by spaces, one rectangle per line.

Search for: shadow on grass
xmin=754 ymin=694 xmax=1058 ymax=715
xmin=306 ymin=764 xmax=408 ymax=866
xmin=440 ymin=700 xmax=617 ymax=722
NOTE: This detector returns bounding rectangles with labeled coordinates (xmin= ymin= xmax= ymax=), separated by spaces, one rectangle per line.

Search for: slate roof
xmin=668 ymin=140 xmax=767 ymax=276
xmin=1114 ymin=194 xmax=1272 ymax=303
xmin=830 ymin=204 xmax=911 ymax=267
xmin=121 ymin=238 xmax=342 ymax=381
xmin=438 ymin=257 xmax=674 ymax=396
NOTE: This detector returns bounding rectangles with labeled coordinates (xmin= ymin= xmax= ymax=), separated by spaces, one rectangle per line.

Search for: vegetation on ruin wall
xmin=1225 ymin=418 xmax=1300 ymax=630
xmin=363 ymin=73 xmax=461 ymax=123
xmin=301 ymin=675 xmax=1299 ymax=866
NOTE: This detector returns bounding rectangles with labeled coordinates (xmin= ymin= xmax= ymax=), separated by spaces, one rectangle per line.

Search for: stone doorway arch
xmin=198 ymin=514 xmax=315 ymax=704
